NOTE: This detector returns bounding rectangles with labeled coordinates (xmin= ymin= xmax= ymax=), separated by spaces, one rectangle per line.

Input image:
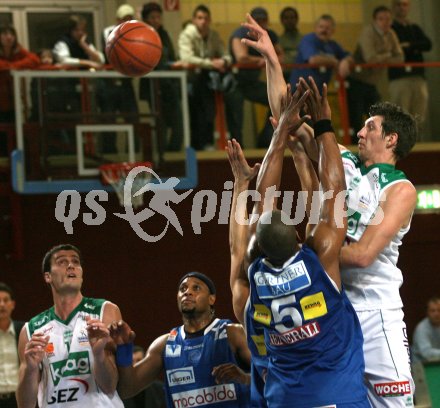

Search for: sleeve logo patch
xmin=251 ymin=334 xmax=267 ymax=356
xmin=253 ymin=304 xmax=271 ymax=326
xmin=300 ymin=292 xmax=327 ymax=320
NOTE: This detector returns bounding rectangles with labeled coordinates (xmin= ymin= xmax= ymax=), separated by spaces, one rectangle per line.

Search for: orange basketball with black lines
xmin=106 ymin=20 xmax=162 ymax=77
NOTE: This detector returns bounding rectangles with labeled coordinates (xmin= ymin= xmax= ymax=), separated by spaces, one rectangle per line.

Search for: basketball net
xmin=99 ymin=162 xmax=152 ymax=209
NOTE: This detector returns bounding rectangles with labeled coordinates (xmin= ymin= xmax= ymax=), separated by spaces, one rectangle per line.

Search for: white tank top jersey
xmin=25 ymin=297 xmax=123 ymax=408
xmin=340 ymin=151 xmax=413 ymax=311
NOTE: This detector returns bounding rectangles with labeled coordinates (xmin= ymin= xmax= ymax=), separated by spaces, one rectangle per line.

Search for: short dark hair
xmin=427 ymin=296 xmax=440 ymax=306
xmin=192 ymin=4 xmax=210 ymax=18
xmin=373 ymin=5 xmax=391 ymax=18
xmin=369 ymin=102 xmax=417 ymax=160
xmin=0 ymin=282 xmax=14 ymax=300
xmin=318 ymin=14 xmax=335 ymax=26
xmin=256 ymin=210 xmax=298 ymax=265
xmin=141 ymin=2 xmax=163 ymax=20
xmin=280 ymin=7 xmax=299 ymax=21
xmin=67 ymin=15 xmax=86 ymax=35
xmin=42 ymin=244 xmax=82 ymax=274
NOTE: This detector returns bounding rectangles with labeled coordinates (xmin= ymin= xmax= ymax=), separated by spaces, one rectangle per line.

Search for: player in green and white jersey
xmin=240 ymin=14 xmax=418 ymax=408
xmin=16 ymin=244 xmax=124 ymax=408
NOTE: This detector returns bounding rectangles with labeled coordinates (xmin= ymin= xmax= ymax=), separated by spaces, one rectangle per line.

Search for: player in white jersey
xmin=16 ymin=244 xmax=124 ymax=408
xmin=239 ymin=14 xmax=418 ymax=407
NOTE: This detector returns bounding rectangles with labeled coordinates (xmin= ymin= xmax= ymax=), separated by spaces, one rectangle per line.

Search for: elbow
xmin=100 ymin=382 xmax=118 ymax=396
xmin=353 ymin=252 xmax=375 ymax=268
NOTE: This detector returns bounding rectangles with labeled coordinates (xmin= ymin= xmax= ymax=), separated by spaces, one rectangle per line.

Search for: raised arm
xmin=240 ymin=14 xmax=286 ymax=119
xmin=86 ymin=302 xmax=122 ymax=395
xmin=109 ymin=321 xmax=165 ymax=398
xmin=304 ymin=78 xmax=347 ymax=289
xmin=227 ymin=140 xmax=260 ymax=323
xmin=287 ymin=136 xmax=319 ymax=237
xmin=251 ymin=87 xmax=309 ymax=234
xmin=16 ymin=328 xmax=48 ymax=408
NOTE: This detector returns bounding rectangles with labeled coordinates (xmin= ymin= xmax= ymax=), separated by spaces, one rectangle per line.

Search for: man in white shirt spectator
xmin=0 ymin=282 xmax=24 ymax=408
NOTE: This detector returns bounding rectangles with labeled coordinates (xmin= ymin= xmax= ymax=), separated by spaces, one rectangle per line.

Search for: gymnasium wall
xmin=1 ymin=148 xmax=439 ymax=347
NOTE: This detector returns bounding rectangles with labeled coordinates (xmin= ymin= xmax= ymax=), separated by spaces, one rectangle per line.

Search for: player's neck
xmin=182 ymin=311 xmax=214 ymax=334
xmin=53 ymin=292 xmax=83 ymax=321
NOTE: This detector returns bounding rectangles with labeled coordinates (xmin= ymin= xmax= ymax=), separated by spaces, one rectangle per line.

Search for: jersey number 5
xmin=271 ymin=295 xmax=302 ymax=333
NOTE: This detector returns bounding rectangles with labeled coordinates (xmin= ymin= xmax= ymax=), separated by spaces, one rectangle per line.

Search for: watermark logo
xmin=54 ymin=167 xmax=384 ymax=243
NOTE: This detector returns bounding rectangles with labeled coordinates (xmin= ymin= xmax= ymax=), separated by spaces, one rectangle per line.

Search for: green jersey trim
xmin=341 ymin=151 xmax=361 ymax=168
xmin=27 ymin=297 xmax=106 ymax=336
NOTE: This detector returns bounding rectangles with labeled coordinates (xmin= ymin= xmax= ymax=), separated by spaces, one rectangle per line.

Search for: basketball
xmin=106 ymin=20 xmax=162 ymax=77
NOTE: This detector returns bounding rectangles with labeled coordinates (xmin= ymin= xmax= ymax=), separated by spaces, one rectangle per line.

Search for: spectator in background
xmin=140 ymin=2 xmax=183 ymax=153
xmin=227 ymin=7 xmax=283 ymax=148
xmin=290 ymin=14 xmax=352 ymax=93
xmin=98 ymin=4 xmax=138 ymax=154
xmin=412 ymin=296 xmax=440 ymax=363
xmin=0 ymin=283 xmax=24 ymax=408
xmin=178 ymin=4 xmax=231 ymax=151
xmin=390 ymin=0 xmax=432 ymax=134
xmin=53 ymin=15 xmax=104 ymax=69
xmin=347 ymin=6 xmax=403 ymax=143
xmin=0 ymin=25 xmax=39 ymax=156
xmin=278 ymin=7 xmax=302 ymax=81
xmin=122 ymin=345 xmax=166 ymax=408
xmin=51 ymin=16 xmax=105 ymax=150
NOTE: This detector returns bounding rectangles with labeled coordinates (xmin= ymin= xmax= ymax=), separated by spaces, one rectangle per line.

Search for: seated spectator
xmin=50 ymin=15 xmax=104 ymax=151
xmin=290 ymin=14 xmax=352 ymax=93
xmin=178 ymin=4 xmax=231 ymax=151
xmin=412 ymin=296 xmax=440 ymax=363
xmin=347 ymin=5 xmax=403 ymax=142
xmin=140 ymin=2 xmax=183 ymax=153
xmin=53 ymin=14 xmax=104 ymax=69
xmin=227 ymin=7 xmax=283 ymax=148
xmin=278 ymin=7 xmax=302 ymax=81
xmin=98 ymin=4 xmax=138 ymax=154
xmin=0 ymin=25 xmax=39 ymax=155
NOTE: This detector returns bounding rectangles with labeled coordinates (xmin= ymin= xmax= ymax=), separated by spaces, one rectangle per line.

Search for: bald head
xmin=256 ymin=210 xmax=298 ymax=266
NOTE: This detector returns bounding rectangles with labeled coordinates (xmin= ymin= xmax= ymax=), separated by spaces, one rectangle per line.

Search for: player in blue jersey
xmin=109 ymin=272 xmax=251 ymax=408
xmin=227 ymin=78 xmax=369 ymax=407
xmin=242 ymin=13 xmax=417 ymax=407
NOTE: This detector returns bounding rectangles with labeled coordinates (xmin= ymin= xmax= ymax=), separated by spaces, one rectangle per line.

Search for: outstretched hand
xmin=108 ymin=320 xmax=136 ymax=345
xmin=86 ymin=316 xmax=113 ymax=355
xmin=24 ymin=332 xmax=49 ymax=370
xmin=299 ymin=76 xmax=331 ymax=123
xmin=240 ymin=14 xmax=276 ymax=60
xmin=227 ymin=139 xmax=261 ymax=184
xmin=276 ymin=84 xmax=310 ymax=137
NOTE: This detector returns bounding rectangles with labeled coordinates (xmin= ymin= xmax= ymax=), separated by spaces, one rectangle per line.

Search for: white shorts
xmin=357 ymin=309 xmax=414 ymax=407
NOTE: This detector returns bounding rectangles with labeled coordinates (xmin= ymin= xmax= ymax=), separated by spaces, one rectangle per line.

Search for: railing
xmin=6 ymin=61 xmax=440 ymax=157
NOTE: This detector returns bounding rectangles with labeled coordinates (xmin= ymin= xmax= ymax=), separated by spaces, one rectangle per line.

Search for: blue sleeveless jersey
xmin=163 ymin=318 xmax=250 ymax=408
xmin=244 ymin=298 xmax=268 ymax=408
xmin=248 ymin=245 xmax=368 ymax=408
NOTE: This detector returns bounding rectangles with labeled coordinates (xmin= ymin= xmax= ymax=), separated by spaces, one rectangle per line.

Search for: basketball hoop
xmin=99 ymin=161 xmax=153 ymax=208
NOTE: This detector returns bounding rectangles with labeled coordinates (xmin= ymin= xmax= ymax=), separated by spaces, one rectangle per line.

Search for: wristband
xmin=116 ymin=343 xmax=133 ymax=367
xmin=314 ymin=119 xmax=334 ymax=139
